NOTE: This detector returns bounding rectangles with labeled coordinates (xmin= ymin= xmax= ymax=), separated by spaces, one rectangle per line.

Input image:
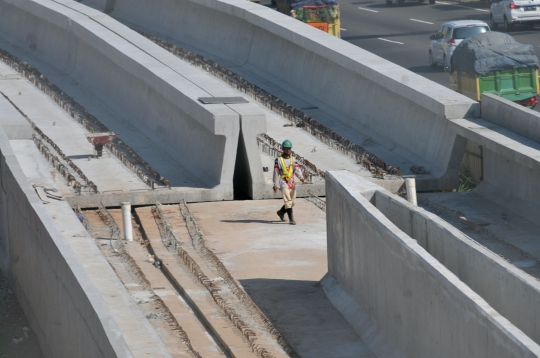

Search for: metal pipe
xmin=121 ymin=202 xmax=133 ymax=241
xmin=405 ymin=178 xmax=417 ymax=206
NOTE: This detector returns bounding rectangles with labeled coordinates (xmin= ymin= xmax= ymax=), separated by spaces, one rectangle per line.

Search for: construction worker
xmin=273 ymin=139 xmax=305 ymax=225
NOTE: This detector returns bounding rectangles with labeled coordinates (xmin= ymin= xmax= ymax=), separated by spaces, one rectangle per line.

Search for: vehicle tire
xmin=419 ymin=0 xmax=425 ymax=3
xmin=386 ymin=0 xmax=392 ymax=5
xmin=429 ymin=0 xmax=435 ymax=4
xmin=429 ymin=51 xmax=437 ymax=68
xmin=397 ymin=0 xmax=405 ymax=6
xmin=490 ymin=14 xmax=498 ymax=29
xmin=504 ymin=16 xmax=513 ymax=31
xmin=271 ymin=0 xmax=276 ymax=5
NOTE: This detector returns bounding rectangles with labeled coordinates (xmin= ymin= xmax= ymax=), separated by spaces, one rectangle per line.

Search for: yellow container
xmin=328 ymin=18 xmax=341 ymax=38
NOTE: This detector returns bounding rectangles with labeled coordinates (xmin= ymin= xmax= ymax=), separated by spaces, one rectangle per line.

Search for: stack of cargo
xmin=450 ymin=32 xmax=540 ymax=108
xmin=276 ymin=0 xmax=340 ymax=38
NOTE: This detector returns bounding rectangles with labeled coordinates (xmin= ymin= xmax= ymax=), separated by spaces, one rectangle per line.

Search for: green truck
xmin=450 ymin=32 xmax=539 ymax=108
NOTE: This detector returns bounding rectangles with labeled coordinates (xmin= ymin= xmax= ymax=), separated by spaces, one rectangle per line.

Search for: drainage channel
xmin=79 ymin=203 xmax=298 ymax=358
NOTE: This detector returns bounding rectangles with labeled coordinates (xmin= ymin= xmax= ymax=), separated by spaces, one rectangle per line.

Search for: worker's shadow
xmin=220 ymin=219 xmax=283 ymax=224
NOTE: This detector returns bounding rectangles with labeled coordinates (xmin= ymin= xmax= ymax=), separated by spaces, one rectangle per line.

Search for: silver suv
xmin=429 ymin=20 xmax=490 ymax=71
xmin=490 ymin=0 xmax=540 ymax=31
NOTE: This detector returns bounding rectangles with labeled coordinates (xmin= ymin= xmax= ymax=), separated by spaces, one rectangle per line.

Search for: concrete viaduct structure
xmin=1 ymin=0 xmax=540 ymax=356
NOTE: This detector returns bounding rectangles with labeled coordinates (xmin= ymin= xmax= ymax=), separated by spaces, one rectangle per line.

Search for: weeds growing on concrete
xmin=457 ymin=166 xmax=477 ymax=192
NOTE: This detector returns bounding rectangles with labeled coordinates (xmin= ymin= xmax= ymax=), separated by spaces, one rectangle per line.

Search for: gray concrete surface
xmin=106 ymin=0 xmax=479 ymax=190
xmin=0 ymin=0 xmax=271 ymax=201
xmin=188 ymin=199 xmax=377 ymax=358
xmin=0 ymin=126 xmax=133 ymax=356
xmin=373 ymin=187 xmax=540 ymax=348
xmin=325 ymin=170 xmax=540 ymax=358
xmin=417 ymin=190 xmax=540 ymax=346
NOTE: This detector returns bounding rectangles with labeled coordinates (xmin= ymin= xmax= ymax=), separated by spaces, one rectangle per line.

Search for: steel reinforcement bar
xmin=0 ymin=48 xmax=171 ymax=189
xmin=94 ymin=205 xmax=201 ymax=357
xmin=152 ymin=202 xmax=276 ymax=358
xmin=0 ymin=90 xmax=98 ymax=194
xmin=177 ymin=200 xmax=300 ymax=357
xmin=139 ymin=32 xmax=401 ymax=180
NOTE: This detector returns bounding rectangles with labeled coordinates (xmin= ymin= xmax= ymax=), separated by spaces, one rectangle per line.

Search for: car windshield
xmin=453 ymin=26 xmax=489 ymax=39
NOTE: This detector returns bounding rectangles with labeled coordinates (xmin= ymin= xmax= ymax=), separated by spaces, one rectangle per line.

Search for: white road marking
xmin=378 ymin=38 xmax=404 ymax=44
xmin=358 ymin=7 xmax=379 ymax=12
xmin=341 ymin=28 xmax=347 ymax=31
xmin=435 ymin=1 xmax=489 ymax=12
xmin=410 ymin=18 xmax=434 ymax=24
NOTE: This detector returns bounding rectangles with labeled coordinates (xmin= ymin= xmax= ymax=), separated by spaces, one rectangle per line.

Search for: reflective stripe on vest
xmin=279 ymin=156 xmax=294 ymax=186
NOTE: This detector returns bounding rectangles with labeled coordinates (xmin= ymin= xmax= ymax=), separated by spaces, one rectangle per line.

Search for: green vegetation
xmin=457 ymin=165 xmax=477 ymax=192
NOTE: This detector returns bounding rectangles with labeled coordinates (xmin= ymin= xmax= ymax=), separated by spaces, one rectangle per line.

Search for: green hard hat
xmin=282 ymin=139 xmax=293 ymax=148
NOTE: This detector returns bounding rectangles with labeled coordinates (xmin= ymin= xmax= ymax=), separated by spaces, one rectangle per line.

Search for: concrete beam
xmin=106 ymin=0 xmax=479 ymax=190
xmin=0 ymin=125 xmax=133 ymax=357
xmin=325 ymin=170 xmax=540 ymax=357
xmin=0 ymin=0 xmax=269 ymax=200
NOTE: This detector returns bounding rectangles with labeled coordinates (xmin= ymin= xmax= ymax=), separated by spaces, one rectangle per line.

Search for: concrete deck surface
xmin=188 ymin=199 xmax=376 ymax=358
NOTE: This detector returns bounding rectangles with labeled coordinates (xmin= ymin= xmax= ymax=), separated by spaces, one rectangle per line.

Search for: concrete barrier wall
xmin=105 ymin=0 xmax=479 ymax=189
xmin=0 ymin=127 xmax=132 ymax=357
xmin=0 ymin=0 xmax=269 ymax=199
xmin=373 ymin=188 xmax=540 ymax=346
xmin=481 ymin=93 xmax=540 ymax=143
xmin=326 ymin=170 xmax=540 ymax=357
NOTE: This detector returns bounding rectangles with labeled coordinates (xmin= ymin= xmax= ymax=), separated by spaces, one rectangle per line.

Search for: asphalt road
xmin=259 ymin=0 xmax=540 ymax=107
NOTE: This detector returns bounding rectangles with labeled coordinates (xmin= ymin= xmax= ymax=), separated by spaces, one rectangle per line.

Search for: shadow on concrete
xmin=68 ymin=154 xmax=94 ymax=160
xmin=220 ymin=219 xmax=282 ymax=224
xmin=239 ymin=278 xmax=374 ymax=358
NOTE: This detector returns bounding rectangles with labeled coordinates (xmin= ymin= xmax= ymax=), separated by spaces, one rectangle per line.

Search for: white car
xmin=490 ymin=0 xmax=540 ymax=31
xmin=429 ymin=20 xmax=490 ymax=71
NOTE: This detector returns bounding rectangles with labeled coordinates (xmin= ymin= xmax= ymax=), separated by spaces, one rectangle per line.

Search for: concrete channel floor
xmin=188 ymin=199 xmax=376 ymax=358
xmin=420 ymin=191 xmax=540 ymax=279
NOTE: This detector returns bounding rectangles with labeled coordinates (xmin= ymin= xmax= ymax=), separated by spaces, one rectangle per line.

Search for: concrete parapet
xmin=106 ymin=0 xmax=479 ymax=190
xmin=0 ymin=127 xmax=132 ymax=356
xmin=325 ymin=170 xmax=540 ymax=357
xmin=374 ymin=187 xmax=540 ymax=348
xmin=450 ymin=117 xmax=540 ymax=224
xmin=0 ymin=0 xmax=268 ymax=200
xmin=481 ymin=93 xmax=540 ymax=142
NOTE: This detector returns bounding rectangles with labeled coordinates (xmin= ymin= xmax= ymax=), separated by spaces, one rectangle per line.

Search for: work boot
xmin=277 ymin=205 xmax=286 ymax=222
xmin=287 ymin=208 xmax=296 ymax=225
